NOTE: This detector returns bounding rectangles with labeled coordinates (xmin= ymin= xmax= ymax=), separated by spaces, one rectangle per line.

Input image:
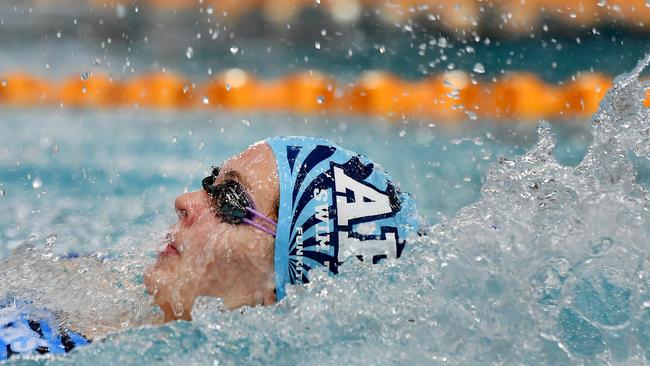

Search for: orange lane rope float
xmin=0 ymin=73 xmax=52 ymax=106
xmin=0 ymin=70 xmax=644 ymax=121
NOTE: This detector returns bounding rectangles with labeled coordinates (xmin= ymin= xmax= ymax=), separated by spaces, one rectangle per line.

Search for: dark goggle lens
xmin=202 ymin=168 xmax=252 ymax=224
xmin=215 ymin=181 xmax=251 ymax=223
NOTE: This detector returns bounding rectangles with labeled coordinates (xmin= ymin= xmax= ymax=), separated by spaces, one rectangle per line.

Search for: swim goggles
xmin=202 ymin=167 xmax=277 ymax=237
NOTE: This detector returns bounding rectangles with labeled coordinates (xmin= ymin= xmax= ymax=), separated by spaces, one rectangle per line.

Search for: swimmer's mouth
xmin=160 ymin=233 xmax=180 ymax=257
xmin=161 ymin=243 xmax=180 ymax=257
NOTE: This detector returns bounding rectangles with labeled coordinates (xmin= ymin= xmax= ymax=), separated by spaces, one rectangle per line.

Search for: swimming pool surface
xmin=1 ymin=60 xmax=650 ymax=365
xmin=0 ymin=107 xmax=593 ymax=255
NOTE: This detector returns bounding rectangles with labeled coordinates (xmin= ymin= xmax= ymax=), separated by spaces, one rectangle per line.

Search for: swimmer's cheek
xmin=143 ymin=266 xmax=155 ymax=295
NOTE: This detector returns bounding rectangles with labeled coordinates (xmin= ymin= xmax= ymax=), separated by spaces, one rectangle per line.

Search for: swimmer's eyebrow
xmin=220 ymin=169 xmax=252 ymax=193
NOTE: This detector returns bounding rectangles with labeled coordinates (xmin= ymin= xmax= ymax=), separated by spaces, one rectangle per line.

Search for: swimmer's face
xmin=144 ymin=142 xmax=279 ymax=321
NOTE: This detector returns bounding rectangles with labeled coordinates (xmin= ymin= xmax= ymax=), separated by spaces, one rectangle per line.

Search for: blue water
xmin=2 ymin=2 xmax=650 ymax=364
xmin=1 ymin=62 xmax=650 ymax=365
xmin=0 ymin=109 xmax=591 ymax=255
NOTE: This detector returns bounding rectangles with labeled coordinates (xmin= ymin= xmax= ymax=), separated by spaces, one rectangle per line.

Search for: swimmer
xmin=0 ymin=136 xmax=420 ymax=359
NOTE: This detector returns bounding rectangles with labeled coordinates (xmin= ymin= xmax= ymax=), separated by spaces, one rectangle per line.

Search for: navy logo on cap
xmin=286 ymin=149 xmax=404 ymax=285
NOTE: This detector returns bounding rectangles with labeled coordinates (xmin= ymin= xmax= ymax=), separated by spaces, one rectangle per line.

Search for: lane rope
xmin=1 ymin=70 xmax=647 ymax=120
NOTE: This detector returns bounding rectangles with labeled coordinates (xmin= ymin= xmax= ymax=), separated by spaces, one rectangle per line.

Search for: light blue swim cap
xmin=265 ymin=136 xmax=420 ymax=300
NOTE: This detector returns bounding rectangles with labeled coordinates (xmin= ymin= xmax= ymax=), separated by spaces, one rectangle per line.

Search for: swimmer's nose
xmin=174 ymin=190 xmax=211 ymax=227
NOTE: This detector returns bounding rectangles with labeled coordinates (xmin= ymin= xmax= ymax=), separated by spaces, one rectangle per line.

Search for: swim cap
xmin=266 ymin=136 xmax=420 ymax=300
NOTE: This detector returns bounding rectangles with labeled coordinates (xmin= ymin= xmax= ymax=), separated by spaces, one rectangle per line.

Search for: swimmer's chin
xmin=143 ymin=276 xmax=187 ymax=321
xmin=143 ymin=264 xmax=169 ymax=296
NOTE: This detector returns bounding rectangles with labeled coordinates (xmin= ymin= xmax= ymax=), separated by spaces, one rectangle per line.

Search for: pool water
xmin=0 ymin=109 xmax=594 ymax=256
xmin=0 ymin=58 xmax=649 ymax=364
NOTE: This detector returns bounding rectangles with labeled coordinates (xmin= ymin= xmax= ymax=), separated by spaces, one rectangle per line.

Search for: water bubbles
xmin=202 ymin=96 xmax=210 ymax=105
xmin=316 ymin=95 xmax=325 ymax=104
xmin=56 ymin=31 xmax=61 ymax=39
xmin=32 ymin=177 xmax=42 ymax=189
xmin=115 ymin=4 xmax=127 ymax=18
xmin=451 ymin=136 xmax=484 ymax=146
xmin=314 ymin=41 xmax=321 ymax=50
xmin=229 ymin=46 xmax=239 ymax=55
xmin=45 ymin=233 xmax=58 ymax=247
xmin=329 ymin=0 xmax=361 ymax=23
xmin=589 ymin=237 xmax=614 ymax=256
xmin=399 ymin=129 xmax=407 ymax=138
xmin=206 ymin=7 xmax=214 ymax=14
xmin=225 ymin=248 xmax=232 ymax=263
xmin=472 ymin=62 xmax=485 ymax=74
xmin=0 ymin=188 xmax=4 ymax=198
xmin=80 ymin=71 xmax=91 ymax=81
xmin=172 ymin=301 xmax=185 ymax=318
xmin=39 ymin=136 xmax=52 ymax=149
xmin=379 ymin=45 xmax=385 ymax=54
xmin=225 ymin=83 xmax=231 ymax=92
xmin=185 ymin=46 xmax=194 ymax=59
xmin=171 ymin=136 xmax=177 ymax=144
xmin=241 ymin=118 xmax=251 ymax=126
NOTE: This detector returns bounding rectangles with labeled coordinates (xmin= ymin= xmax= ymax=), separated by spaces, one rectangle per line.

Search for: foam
xmin=0 ymin=57 xmax=649 ymax=363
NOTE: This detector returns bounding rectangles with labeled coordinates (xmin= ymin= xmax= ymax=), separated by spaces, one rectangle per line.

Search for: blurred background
xmin=0 ymin=0 xmax=649 ymax=252
xmin=1 ymin=0 xmax=649 ymax=116
xmin=3 ymin=3 xmax=650 ymax=365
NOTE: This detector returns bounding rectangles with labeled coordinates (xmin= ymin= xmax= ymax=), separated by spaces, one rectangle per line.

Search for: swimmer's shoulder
xmin=0 ymin=299 xmax=90 ymax=360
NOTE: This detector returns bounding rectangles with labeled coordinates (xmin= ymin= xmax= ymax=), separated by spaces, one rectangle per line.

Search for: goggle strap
xmin=245 ymin=207 xmax=278 ymax=227
xmin=242 ymin=218 xmax=277 ymax=237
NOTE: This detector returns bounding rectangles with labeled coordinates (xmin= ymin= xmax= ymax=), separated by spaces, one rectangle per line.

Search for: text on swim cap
xmin=297 ymin=165 xmax=402 ymax=270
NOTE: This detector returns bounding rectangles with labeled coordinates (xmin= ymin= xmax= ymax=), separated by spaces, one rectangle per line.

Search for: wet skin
xmin=144 ymin=142 xmax=279 ymax=321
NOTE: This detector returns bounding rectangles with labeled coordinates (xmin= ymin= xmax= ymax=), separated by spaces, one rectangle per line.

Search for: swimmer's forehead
xmin=218 ymin=142 xmax=279 ymax=211
xmin=220 ymin=142 xmax=275 ymax=178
